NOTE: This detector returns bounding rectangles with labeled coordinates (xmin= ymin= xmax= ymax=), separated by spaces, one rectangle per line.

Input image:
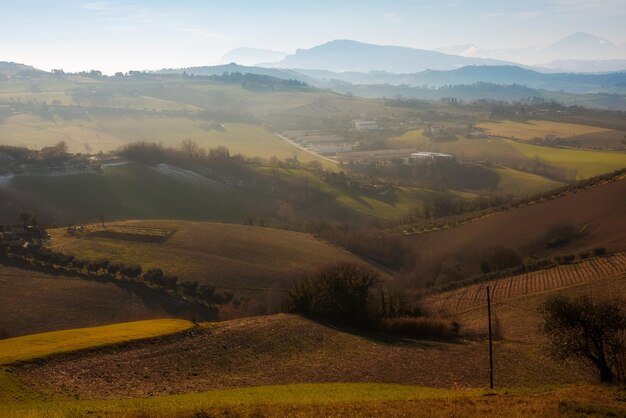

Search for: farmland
xmin=404 ymin=178 xmax=626 ymax=286
xmin=4 ymin=384 xmax=626 ymax=417
xmin=0 ymin=113 xmax=332 ymax=165
xmin=0 ymin=264 xmax=196 ymax=337
xmin=11 ymin=313 xmax=589 ymax=400
xmin=46 ymin=219 xmax=386 ymax=294
xmin=423 ymin=253 xmax=626 ymax=315
xmin=506 ymin=139 xmax=626 ymax=179
xmin=477 ymin=120 xmax=612 ymax=141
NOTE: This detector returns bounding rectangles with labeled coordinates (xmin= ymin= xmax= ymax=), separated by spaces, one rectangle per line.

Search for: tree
xmin=285 ymin=262 xmax=379 ymax=327
xmin=540 ymin=294 xmax=626 ymax=383
xmin=19 ymin=212 xmax=37 ymax=228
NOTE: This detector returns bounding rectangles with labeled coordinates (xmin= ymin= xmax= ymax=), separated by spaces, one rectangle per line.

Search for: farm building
xmin=354 ymin=120 xmax=379 ymax=131
xmin=410 ymin=152 xmax=455 ymax=164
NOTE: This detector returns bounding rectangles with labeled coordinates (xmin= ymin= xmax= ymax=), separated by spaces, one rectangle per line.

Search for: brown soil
xmin=0 ymin=265 xmax=195 ymax=337
xmin=16 ymin=314 xmax=588 ymax=400
xmin=407 ymin=179 xmax=626 ymax=285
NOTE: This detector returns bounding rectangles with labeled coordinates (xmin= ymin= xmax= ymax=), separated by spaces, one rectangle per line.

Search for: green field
xmin=506 ymin=140 xmax=626 ymax=179
xmin=477 ymin=119 xmax=611 ymax=140
xmin=0 ymin=319 xmax=193 ymax=365
xmin=2 ymin=382 xmax=624 ymax=417
xmin=0 ymin=113 xmax=331 ymax=166
xmin=391 ymin=129 xmax=626 ymax=181
xmin=10 ymin=162 xmax=270 ymax=222
xmin=493 ymin=166 xmax=565 ymax=195
xmin=258 ymin=167 xmax=468 ymax=219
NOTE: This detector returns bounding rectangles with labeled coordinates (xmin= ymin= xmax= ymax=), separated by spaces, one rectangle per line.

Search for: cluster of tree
xmin=302 ymin=220 xmax=413 ymax=271
xmin=210 ymin=72 xmax=309 ymax=91
xmin=0 ymin=243 xmax=234 ymax=308
xmin=284 ymin=262 xmax=457 ymax=340
xmin=118 ymin=141 xmax=246 ymax=172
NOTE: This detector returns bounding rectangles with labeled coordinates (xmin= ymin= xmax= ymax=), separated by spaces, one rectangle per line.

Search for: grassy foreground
xmin=0 ymin=319 xmax=193 ymax=404
xmin=2 ymin=383 xmax=625 ymax=417
xmin=0 ymin=319 xmax=193 ymax=365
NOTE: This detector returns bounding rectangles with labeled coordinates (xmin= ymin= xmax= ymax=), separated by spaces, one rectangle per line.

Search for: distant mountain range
xmin=260 ymin=40 xmax=514 ymax=73
xmin=218 ymin=48 xmax=287 ymax=67
xmin=436 ymin=33 xmax=626 ymax=72
xmin=294 ymin=65 xmax=626 ymax=94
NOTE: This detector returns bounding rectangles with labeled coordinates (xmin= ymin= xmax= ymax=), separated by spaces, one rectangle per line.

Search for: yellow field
xmin=0 ymin=319 xmax=193 ymax=365
xmin=478 ymin=120 xmax=611 ymax=140
xmin=507 ymin=140 xmax=626 ymax=179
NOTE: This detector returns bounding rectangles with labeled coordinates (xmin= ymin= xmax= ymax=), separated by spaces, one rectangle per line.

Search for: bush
xmin=380 ymin=317 xmax=459 ymax=341
xmin=594 ymin=247 xmax=607 ymax=257
xmin=285 ymin=262 xmax=379 ymax=327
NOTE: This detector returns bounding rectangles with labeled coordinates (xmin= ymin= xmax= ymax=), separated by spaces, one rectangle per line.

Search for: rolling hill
xmin=13 ymin=313 xmax=587 ymax=402
xmin=405 ymin=178 xmax=626 ymax=286
xmin=46 ymin=220 xmax=391 ymax=300
xmin=0 ymin=265 xmax=198 ymax=337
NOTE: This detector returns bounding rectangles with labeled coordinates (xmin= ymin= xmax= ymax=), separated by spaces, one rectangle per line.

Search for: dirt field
xmin=406 ymin=179 xmax=626 ymax=286
xmin=0 ymin=264 xmax=194 ymax=337
xmin=15 ymin=313 xmax=588 ymax=400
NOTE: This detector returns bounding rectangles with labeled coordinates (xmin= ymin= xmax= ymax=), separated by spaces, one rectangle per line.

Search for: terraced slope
xmin=422 ymin=253 xmax=626 ymax=349
xmin=424 ymin=253 xmax=626 ymax=315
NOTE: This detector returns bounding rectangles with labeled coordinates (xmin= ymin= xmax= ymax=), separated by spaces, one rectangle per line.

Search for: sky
xmin=1 ymin=0 xmax=626 ymax=74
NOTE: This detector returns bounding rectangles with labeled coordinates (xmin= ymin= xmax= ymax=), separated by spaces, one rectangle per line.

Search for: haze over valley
xmin=1 ymin=1 xmax=626 ymax=416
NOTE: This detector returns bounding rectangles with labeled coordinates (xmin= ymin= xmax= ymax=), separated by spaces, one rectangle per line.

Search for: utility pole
xmin=487 ymin=285 xmax=494 ymax=389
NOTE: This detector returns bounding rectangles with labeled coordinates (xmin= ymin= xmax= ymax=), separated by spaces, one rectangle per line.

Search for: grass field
xmin=258 ymin=167 xmax=465 ymax=219
xmin=0 ymin=113 xmax=331 ymax=166
xmin=390 ymin=128 xmax=626 ymax=181
xmin=10 ymin=162 xmax=267 ymax=222
xmin=477 ymin=120 xmax=611 ymax=140
xmin=506 ymin=140 xmax=626 ymax=179
xmin=46 ymin=219 xmax=379 ymax=292
xmin=492 ymin=166 xmax=565 ymax=195
xmin=6 ymin=383 xmax=625 ymax=417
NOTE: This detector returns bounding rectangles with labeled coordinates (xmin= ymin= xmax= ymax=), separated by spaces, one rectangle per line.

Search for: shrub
xmin=380 ymin=317 xmax=459 ymax=341
xmin=285 ymin=262 xmax=379 ymax=327
xmin=594 ymin=247 xmax=607 ymax=257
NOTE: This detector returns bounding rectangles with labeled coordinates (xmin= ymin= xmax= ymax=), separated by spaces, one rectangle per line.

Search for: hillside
xmin=406 ymin=178 xmax=626 ymax=286
xmin=0 ymin=264 xmax=197 ymax=337
xmin=422 ymin=254 xmax=626 ymax=350
xmin=14 ymin=313 xmax=587 ymax=401
xmin=46 ymin=220 xmax=390 ymax=301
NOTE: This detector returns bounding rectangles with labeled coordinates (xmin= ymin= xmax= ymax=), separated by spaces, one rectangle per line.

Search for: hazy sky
xmin=2 ymin=0 xmax=625 ymax=74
